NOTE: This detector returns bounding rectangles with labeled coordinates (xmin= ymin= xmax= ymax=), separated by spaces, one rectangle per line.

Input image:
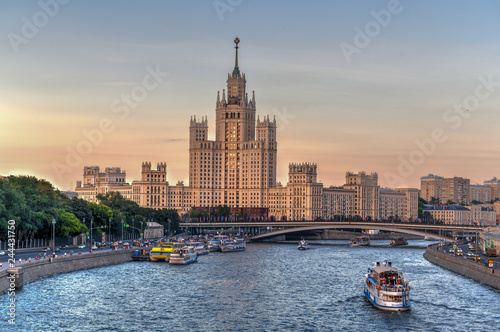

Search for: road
xmin=0 ymin=244 xmax=138 ymax=271
xmin=440 ymin=241 xmax=499 ymax=270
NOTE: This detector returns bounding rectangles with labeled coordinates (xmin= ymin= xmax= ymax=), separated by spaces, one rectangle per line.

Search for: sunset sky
xmin=1 ymin=0 xmax=500 ymax=191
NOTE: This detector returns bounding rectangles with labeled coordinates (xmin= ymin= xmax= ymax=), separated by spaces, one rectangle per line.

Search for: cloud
xmin=160 ymin=138 xmax=186 ymax=143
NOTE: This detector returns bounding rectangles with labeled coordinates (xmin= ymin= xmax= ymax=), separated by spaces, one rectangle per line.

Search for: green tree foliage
xmin=0 ymin=176 xmax=181 ymax=241
xmin=57 ymin=209 xmax=88 ymax=237
xmin=429 ymin=197 xmax=441 ymax=205
xmin=418 ymin=197 xmax=427 ymax=218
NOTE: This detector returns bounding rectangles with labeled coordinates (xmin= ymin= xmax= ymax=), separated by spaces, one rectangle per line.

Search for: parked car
xmin=41 ymin=248 xmax=50 ymax=252
xmin=123 ymin=242 xmax=130 ymax=246
xmin=54 ymin=247 xmax=61 ymax=252
xmin=77 ymin=244 xmax=85 ymax=249
xmin=91 ymin=245 xmax=97 ymax=250
xmin=0 ymin=250 xmax=5 ymax=255
xmin=62 ymin=245 xmax=69 ymax=249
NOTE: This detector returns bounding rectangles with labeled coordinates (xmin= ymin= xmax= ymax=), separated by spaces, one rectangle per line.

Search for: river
xmin=2 ymin=240 xmax=499 ymax=331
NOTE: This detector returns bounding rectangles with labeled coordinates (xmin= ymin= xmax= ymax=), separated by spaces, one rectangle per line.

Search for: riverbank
xmin=424 ymin=244 xmax=500 ymax=290
xmin=0 ymin=249 xmax=134 ymax=294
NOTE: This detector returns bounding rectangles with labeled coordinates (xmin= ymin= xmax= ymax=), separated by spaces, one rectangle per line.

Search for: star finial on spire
xmin=232 ymin=37 xmax=240 ymax=77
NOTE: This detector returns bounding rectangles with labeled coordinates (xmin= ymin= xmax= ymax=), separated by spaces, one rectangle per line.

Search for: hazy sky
xmin=1 ymin=0 xmax=500 ymax=190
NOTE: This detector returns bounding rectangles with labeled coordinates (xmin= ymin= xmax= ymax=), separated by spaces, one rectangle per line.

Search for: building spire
xmin=232 ymin=37 xmax=240 ymax=77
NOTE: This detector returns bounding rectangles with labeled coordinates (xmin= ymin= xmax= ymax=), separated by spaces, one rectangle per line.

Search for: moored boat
xmin=364 ymin=261 xmax=410 ymax=311
xmin=220 ymin=238 xmax=246 ymax=252
xmin=298 ymin=239 xmax=310 ymax=250
xmin=390 ymin=238 xmax=408 ymax=246
xmin=149 ymin=242 xmax=185 ymax=262
xmin=169 ymin=246 xmax=198 ymax=265
xmin=350 ymin=235 xmax=370 ymax=247
xmin=208 ymin=235 xmax=228 ymax=252
xmin=191 ymin=242 xmax=209 ymax=256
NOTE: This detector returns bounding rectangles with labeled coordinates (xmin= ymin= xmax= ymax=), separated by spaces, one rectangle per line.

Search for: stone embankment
xmin=424 ymin=244 xmax=500 ymax=290
xmin=1 ymin=249 xmax=134 ymax=294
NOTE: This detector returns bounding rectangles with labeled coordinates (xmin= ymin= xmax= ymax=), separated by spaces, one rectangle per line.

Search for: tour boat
xmin=220 ymin=238 xmax=246 ymax=252
xmin=298 ymin=239 xmax=310 ymax=250
xmin=149 ymin=242 xmax=184 ymax=262
xmin=191 ymin=242 xmax=209 ymax=256
xmin=169 ymin=246 xmax=198 ymax=265
xmin=350 ymin=235 xmax=370 ymax=247
xmin=390 ymin=238 xmax=408 ymax=246
xmin=364 ymin=261 xmax=411 ymax=311
xmin=208 ymin=235 xmax=228 ymax=252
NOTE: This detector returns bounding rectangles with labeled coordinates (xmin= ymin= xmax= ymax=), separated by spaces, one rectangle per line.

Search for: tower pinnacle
xmin=232 ymin=37 xmax=240 ymax=77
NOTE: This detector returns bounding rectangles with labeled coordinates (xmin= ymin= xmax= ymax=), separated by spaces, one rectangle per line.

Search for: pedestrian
xmin=19 ymin=258 xmax=22 ymax=265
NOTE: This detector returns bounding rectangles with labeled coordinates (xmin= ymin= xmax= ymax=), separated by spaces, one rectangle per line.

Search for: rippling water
xmin=2 ymin=241 xmax=499 ymax=331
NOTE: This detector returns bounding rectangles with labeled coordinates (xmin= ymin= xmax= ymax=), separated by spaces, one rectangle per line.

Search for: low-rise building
xmin=144 ymin=222 xmax=164 ymax=239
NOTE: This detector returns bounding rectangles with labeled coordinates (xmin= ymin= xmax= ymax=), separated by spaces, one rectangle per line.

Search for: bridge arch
xmin=250 ymin=225 xmax=453 ymax=242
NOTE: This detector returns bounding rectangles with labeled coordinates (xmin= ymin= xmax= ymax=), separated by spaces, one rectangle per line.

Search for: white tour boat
xmin=208 ymin=235 xmax=228 ymax=252
xmin=191 ymin=242 xmax=209 ymax=256
xmin=298 ymin=239 xmax=310 ymax=250
xmin=169 ymin=246 xmax=198 ymax=265
xmin=220 ymin=238 xmax=246 ymax=252
xmin=364 ymin=261 xmax=411 ymax=311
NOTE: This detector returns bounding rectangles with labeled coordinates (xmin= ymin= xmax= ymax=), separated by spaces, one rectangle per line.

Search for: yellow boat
xmin=149 ymin=242 xmax=184 ymax=262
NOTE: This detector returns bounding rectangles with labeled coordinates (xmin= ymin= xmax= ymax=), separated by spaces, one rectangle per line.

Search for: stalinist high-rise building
xmin=189 ymin=37 xmax=277 ymax=209
xmin=76 ymin=38 xmax=418 ymax=221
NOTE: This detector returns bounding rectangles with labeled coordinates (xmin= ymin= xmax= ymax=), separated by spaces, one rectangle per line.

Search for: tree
xmin=57 ymin=209 xmax=88 ymax=237
xmin=470 ymin=200 xmax=481 ymax=205
xmin=446 ymin=199 xmax=455 ymax=205
xmin=418 ymin=197 xmax=427 ymax=218
xmin=429 ymin=197 xmax=441 ymax=205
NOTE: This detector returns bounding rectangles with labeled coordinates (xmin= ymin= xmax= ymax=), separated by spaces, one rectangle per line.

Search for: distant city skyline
xmin=1 ymin=0 xmax=500 ymax=190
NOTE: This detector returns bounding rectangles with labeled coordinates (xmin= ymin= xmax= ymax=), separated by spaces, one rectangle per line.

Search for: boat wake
xmin=411 ymin=299 xmax=462 ymax=312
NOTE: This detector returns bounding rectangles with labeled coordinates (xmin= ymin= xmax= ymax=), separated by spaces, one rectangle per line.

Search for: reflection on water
xmin=2 ymin=241 xmax=499 ymax=331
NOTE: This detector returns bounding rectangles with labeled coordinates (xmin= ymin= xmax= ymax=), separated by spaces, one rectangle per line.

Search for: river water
xmin=2 ymin=240 xmax=499 ymax=331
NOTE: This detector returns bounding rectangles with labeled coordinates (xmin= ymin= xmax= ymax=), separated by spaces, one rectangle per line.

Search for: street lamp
xmin=121 ymin=219 xmax=124 ymax=242
xmin=90 ymin=218 xmax=93 ymax=248
xmin=109 ymin=218 xmax=111 ymax=242
xmin=132 ymin=218 xmax=135 ymax=239
xmin=52 ymin=218 xmax=56 ymax=254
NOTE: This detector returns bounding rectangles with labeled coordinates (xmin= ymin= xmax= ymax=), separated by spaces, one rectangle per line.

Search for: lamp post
xmin=90 ymin=218 xmax=93 ymax=248
xmin=132 ymin=218 xmax=135 ymax=240
xmin=109 ymin=218 xmax=111 ymax=242
xmin=83 ymin=218 xmax=86 ymax=244
xmin=52 ymin=218 xmax=56 ymax=254
xmin=168 ymin=218 xmax=171 ymax=239
xmin=121 ymin=219 xmax=124 ymax=242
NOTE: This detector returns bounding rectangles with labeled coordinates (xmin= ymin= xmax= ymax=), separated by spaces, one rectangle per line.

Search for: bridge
xmin=179 ymin=221 xmax=486 ymax=242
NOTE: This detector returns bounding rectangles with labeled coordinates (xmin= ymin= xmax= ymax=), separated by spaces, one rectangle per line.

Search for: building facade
xmin=424 ymin=205 xmax=496 ymax=225
xmin=484 ymin=177 xmax=500 ymax=201
xmin=470 ymin=184 xmax=493 ymax=203
xmin=420 ymin=174 xmax=443 ymax=203
xmin=420 ymin=174 xmax=470 ymax=204
xmin=76 ymin=39 xmax=418 ymax=221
